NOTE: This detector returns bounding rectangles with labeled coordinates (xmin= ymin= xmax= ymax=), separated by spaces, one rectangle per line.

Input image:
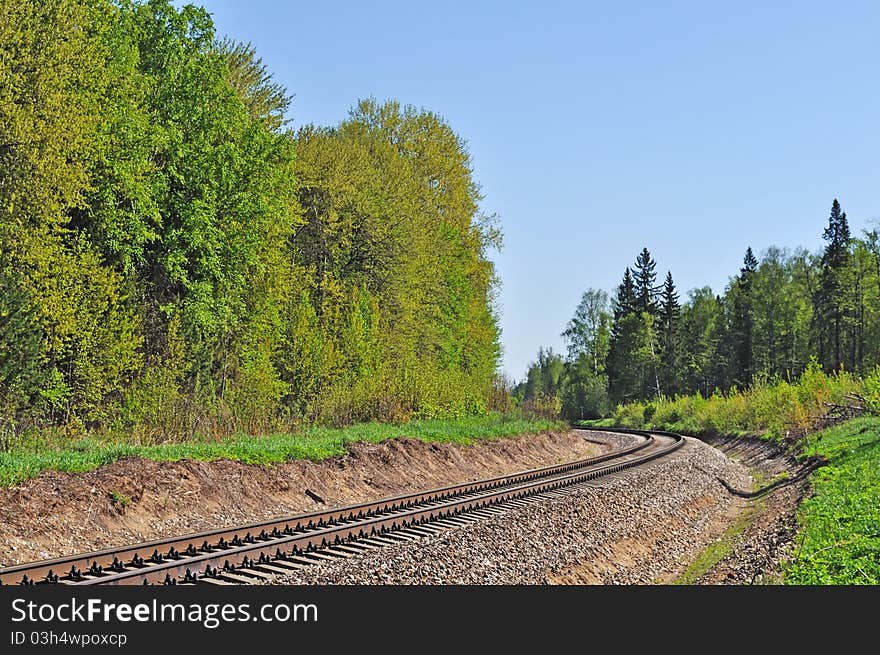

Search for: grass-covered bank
xmin=591 ymin=364 xmax=875 ymax=440
xmin=784 ymin=417 xmax=880 ymax=584
xmin=0 ymin=415 xmax=563 ymax=488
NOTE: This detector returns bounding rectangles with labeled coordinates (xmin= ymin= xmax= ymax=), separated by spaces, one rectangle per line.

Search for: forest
xmin=517 ymin=199 xmax=880 ymax=420
xmin=0 ymin=0 xmax=502 ymax=445
xmin=5 ymin=0 xmax=878 ymax=448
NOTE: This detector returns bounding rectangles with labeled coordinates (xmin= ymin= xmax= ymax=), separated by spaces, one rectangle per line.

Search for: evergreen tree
xmin=730 ymin=247 xmax=757 ymax=387
xmin=634 ymin=247 xmax=659 ymax=315
xmin=658 ymin=271 xmax=681 ymax=396
xmin=614 ymin=267 xmax=637 ymax=318
xmin=607 ymin=268 xmax=641 ymax=402
xmin=814 ymin=199 xmax=852 ymax=371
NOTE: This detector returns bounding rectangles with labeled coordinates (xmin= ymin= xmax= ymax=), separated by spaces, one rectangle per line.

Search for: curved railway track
xmin=0 ymin=428 xmax=684 ymax=586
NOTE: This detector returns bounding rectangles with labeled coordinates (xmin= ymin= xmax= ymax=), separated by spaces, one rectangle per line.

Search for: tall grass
xmin=612 ymin=362 xmax=867 ymax=439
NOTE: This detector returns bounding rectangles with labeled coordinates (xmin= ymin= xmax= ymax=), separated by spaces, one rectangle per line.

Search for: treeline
xmin=0 ymin=0 xmax=501 ymax=442
xmin=517 ymin=199 xmax=880 ymax=420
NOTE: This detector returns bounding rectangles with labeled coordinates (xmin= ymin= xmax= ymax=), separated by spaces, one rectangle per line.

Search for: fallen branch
xmin=823 ymin=402 xmax=866 ymax=413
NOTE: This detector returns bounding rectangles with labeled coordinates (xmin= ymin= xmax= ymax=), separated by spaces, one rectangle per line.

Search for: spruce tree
xmin=613 ymin=268 xmax=636 ymax=318
xmin=731 ymin=247 xmax=757 ymax=387
xmin=634 ymin=247 xmax=659 ymax=315
xmin=814 ymin=199 xmax=852 ymax=371
xmin=632 ymin=248 xmax=661 ymax=397
xmin=607 ymin=268 xmax=640 ymax=402
xmin=658 ymin=271 xmax=681 ymax=396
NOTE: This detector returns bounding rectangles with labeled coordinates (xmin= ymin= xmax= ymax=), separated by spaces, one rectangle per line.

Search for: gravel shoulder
xmin=274 ymin=437 xmax=753 ymax=585
xmin=689 ymin=434 xmax=812 ymax=585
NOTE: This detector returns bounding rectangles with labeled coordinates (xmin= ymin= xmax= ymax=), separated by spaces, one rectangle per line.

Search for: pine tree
xmin=634 ymin=247 xmax=659 ymax=315
xmin=814 ymin=199 xmax=852 ymax=371
xmin=607 ymin=268 xmax=641 ymax=402
xmin=731 ymin=247 xmax=757 ymax=387
xmin=658 ymin=271 xmax=681 ymax=396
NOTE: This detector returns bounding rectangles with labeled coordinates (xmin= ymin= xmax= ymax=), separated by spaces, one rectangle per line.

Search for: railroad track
xmin=0 ymin=428 xmax=684 ymax=586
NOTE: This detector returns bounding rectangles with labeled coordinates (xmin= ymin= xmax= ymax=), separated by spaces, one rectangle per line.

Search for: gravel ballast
xmin=275 ymin=437 xmax=752 ymax=585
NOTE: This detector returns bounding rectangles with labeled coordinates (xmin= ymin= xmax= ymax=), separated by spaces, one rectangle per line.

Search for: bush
xmin=612 ymin=366 xmax=868 ymax=440
xmin=613 ymin=401 xmax=646 ymax=428
xmin=864 ymin=366 xmax=880 ymax=415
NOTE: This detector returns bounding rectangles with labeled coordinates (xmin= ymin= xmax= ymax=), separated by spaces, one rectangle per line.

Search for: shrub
xmin=613 ymin=401 xmax=646 ymax=428
xmin=613 ymin=366 xmax=869 ymax=440
xmin=862 ymin=366 xmax=880 ymax=415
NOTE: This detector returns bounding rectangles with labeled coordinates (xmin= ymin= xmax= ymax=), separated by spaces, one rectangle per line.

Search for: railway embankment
xmin=275 ymin=436 xmax=753 ymax=584
xmin=0 ymin=429 xmax=599 ymax=567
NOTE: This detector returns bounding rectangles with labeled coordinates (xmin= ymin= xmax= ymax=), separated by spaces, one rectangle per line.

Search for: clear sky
xmin=189 ymin=0 xmax=880 ymax=380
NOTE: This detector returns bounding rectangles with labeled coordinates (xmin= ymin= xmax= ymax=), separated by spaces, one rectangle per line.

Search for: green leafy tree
xmin=560 ymin=355 xmax=610 ymax=420
xmin=858 ymin=227 xmax=880 ymax=370
xmin=562 ymin=288 xmax=610 ymax=374
xmin=217 ymin=38 xmax=291 ymax=131
xmin=560 ymin=288 xmax=611 ymax=418
xmin=0 ymin=0 xmax=142 ymax=427
xmin=678 ymin=287 xmax=724 ymax=396
xmin=751 ymin=247 xmax=812 ymax=379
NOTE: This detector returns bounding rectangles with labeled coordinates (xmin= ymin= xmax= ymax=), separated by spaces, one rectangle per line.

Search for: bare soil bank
xmin=0 ymin=430 xmax=599 ymax=567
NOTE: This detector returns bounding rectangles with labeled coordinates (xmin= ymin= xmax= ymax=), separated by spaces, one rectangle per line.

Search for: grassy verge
xmin=784 ymin=416 xmax=880 ymax=584
xmin=0 ymin=415 xmax=564 ymax=488
xmin=674 ymin=501 xmax=765 ymax=585
xmin=572 ymin=418 xmax=616 ymax=428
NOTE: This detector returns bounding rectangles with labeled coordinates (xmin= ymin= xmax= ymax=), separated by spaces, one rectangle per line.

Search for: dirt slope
xmin=0 ymin=430 xmax=600 ymax=566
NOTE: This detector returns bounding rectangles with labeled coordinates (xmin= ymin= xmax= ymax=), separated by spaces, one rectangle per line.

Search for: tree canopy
xmin=0 ymin=0 xmax=502 ymax=440
xmin=518 ymin=200 xmax=880 ymax=418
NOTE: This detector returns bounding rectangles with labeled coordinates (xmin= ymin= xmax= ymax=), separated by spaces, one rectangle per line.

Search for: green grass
xmin=572 ymin=418 xmax=616 ymax=428
xmin=0 ymin=415 xmax=563 ymax=488
xmin=784 ymin=416 xmax=880 ymax=584
xmin=674 ymin=501 xmax=765 ymax=585
xmin=109 ymin=490 xmax=131 ymax=509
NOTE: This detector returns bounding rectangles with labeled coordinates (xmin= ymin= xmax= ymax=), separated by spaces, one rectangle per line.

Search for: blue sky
xmin=191 ymin=0 xmax=880 ymax=380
